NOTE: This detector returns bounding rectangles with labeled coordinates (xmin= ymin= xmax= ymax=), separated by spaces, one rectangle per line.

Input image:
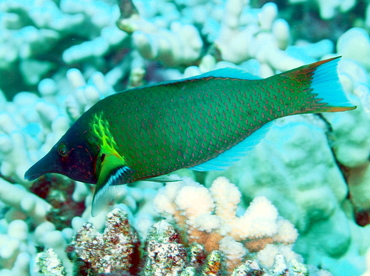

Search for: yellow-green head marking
xmin=89 ymin=112 xmax=132 ymax=215
xmin=90 ymin=111 xmax=127 ymax=173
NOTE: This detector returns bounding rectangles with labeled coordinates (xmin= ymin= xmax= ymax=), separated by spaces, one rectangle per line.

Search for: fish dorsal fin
xmin=91 ymin=163 xmax=134 ymax=217
xmin=196 ymin=67 xmax=262 ymax=81
xmin=133 ymin=68 xmax=262 ymax=92
xmin=191 ymin=122 xmax=273 ymax=171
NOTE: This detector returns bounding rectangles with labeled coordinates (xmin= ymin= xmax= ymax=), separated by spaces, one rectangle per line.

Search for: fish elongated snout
xmin=24 ymin=143 xmax=98 ymax=184
xmin=24 ymin=168 xmax=40 ymax=181
xmin=24 ymin=151 xmax=63 ymax=181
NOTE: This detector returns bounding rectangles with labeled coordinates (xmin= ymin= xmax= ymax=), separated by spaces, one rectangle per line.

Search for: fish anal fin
xmin=191 ymin=122 xmax=273 ymax=171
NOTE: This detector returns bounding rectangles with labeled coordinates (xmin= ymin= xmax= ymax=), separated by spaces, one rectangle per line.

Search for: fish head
xmin=25 ymin=128 xmax=99 ymax=184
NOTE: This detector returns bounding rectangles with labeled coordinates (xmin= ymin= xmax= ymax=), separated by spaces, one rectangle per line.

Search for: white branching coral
xmin=0 ymin=178 xmax=51 ymax=222
xmin=215 ymin=1 xmax=300 ymax=73
xmin=117 ymin=0 xmax=203 ymax=67
xmin=153 ymin=176 xmax=298 ymax=270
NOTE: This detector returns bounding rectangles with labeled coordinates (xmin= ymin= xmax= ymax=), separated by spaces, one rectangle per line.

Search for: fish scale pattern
xmin=86 ymin=66 xmax=323 ymax=181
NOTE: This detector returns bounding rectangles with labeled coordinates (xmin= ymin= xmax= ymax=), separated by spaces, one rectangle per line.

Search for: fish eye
xmin=57 ymin=143 xmax=68 ymax=157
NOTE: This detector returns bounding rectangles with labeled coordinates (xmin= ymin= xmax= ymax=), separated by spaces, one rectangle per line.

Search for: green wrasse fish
xmin=25 ymin=57 xmax=356 ymax=216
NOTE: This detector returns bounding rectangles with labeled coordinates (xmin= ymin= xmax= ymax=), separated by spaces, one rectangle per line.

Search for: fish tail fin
xmin=277 ymin=56 xmax=356 ymax=114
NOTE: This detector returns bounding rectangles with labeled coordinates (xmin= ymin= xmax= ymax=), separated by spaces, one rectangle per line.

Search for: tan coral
xmin=153 ymin=176 xmax=299 ymax=271
xmin=245 ymin=237 xmax=275 ymax=253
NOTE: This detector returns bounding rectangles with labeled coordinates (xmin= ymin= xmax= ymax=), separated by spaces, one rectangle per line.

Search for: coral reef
xmin=0 ymin=0 xmax=369 ymax=275
xmin=39 ymin=207 xmax=326 ymax=275
xmin=30 ymin=174 xmax=85 ymax=230
xmin=0 ymin=0 xmax=127 ymax=99
xmin=202 ymin=112 xmax=370 ymax=275
xmin=37 ymin=248 xmax=67 ymax=276
xmin=70 ymin=208 xmax=140 ymax=275
xmin=153 ymin=176 xmax=299 ymax=271
xmin=288 ymin=0 xmax=356 ymax=20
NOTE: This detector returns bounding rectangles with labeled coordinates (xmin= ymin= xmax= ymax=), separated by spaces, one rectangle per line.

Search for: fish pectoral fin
xmin=91 ymin=165 xmax=134 ymax=217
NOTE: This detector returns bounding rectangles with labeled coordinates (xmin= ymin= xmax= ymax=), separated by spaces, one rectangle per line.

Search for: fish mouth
xmin=24 ymin=151 xmax=61 ymax=181
xmin=24 ymin=168 xmax=41 ymax=181
xmin=24 ymin=165 xmax=49 ymax=181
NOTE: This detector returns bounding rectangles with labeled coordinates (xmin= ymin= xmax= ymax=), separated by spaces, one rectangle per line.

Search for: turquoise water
xmin=0 ymin=0 xmax=369 ymax=275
